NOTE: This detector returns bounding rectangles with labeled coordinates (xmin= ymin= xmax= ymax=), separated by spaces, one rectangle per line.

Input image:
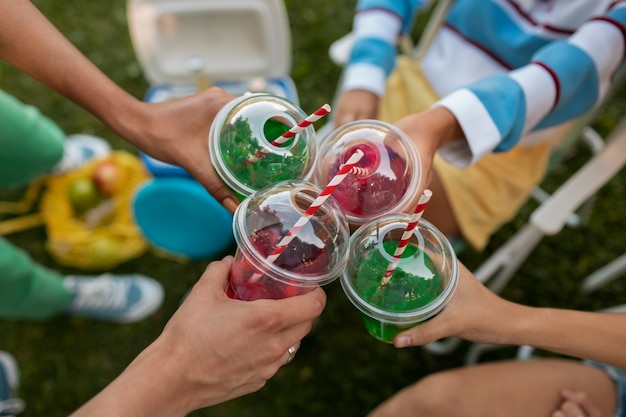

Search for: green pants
xmin=0 ymin=89 xmax=73 ymax=320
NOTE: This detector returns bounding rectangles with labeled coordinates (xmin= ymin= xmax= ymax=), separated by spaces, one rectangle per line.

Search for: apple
xmin=91 ymin=160 xmax=121 ymax=196
xmin=68 ymin=177 xmax=101 ymax=213
xmin=88 ymin=235 xmax=118 ymax=266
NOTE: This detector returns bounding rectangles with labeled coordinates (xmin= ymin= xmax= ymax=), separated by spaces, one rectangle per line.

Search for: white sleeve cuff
xmin=341 ymin=63 xmax=387 ymax=96
xmin=433 ymin=89 xmax=501 ymax=167
xmin=508 ymin=64 xmax=557 ymax=134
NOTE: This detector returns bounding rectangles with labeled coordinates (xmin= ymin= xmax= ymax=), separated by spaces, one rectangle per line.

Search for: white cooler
xmin=126 ymin=0 xmax=298 ymax=176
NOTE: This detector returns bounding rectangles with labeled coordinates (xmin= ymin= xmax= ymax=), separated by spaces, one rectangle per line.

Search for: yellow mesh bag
xmin=38 ymin=151 xmax=151 ymax=271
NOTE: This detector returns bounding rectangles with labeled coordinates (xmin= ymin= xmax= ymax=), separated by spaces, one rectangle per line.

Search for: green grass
xmin=1 ymin=1 xmax=625 ymax=416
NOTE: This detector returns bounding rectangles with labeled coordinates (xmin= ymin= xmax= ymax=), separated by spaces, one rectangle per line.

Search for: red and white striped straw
xmin=379 ymin=189 xmax=433 ymax=287
xmin=247 ymin=150 xmax=366 ymax=282
xmin=271 ymin=103 xmax=331 ymax=146
xmin=264 ymin=149 xmax=365 ymax=267
xmin=246 ymin=103 xmax=331 ymax=164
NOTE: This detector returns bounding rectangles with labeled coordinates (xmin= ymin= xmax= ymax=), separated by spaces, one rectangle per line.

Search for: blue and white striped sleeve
xmin=435 ymin=3 xmax=626 ymax=168
xmin=341 ymin=0 xmax=425 ymax=96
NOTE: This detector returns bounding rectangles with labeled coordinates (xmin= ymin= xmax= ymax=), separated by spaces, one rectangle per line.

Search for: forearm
xmin=343 ymin=1 xmax=424 ymax=95
xmin=489 ymin=303 xmax=626 ymax=369
xmin=0 ymin=1 xmax=145 ymax=139
xmin=70 ymin=339 xmax=194 ymax=417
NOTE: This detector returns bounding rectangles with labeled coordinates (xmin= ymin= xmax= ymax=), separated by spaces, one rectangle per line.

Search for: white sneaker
xmin=51 ymin=134 xmax=112 ymax=174
xmin=0 ymin=351 xmax=25 ymax=417
xmin=63 ymin=274 xmax=164 ymax=323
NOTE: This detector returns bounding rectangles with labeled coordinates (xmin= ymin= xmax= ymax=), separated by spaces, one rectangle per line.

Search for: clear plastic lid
xmin=316 ymin=120 xmax=421 ymax=226
xmin=341 ymin=214 xmax=458 ymax=324
xmin=232 ymin=180 xmax=351 ymax=287
xmin=209 ymin=94 xmax=318 ymax=199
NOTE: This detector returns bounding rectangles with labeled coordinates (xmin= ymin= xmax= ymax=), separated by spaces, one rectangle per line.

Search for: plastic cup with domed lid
xmin=340 ymin=214 xmax=458 ymax=344
xmin=315 ymin=120 xmax=421 ymax=227
xmin=209 ymin=93 xmax=319 ymax=201
xmin=227 ymin=179 xmax=351 ymax=301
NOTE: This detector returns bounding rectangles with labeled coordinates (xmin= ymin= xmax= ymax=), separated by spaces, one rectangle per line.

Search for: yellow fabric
xmin=379 ymin=55 xmax=553 ymax=250
xmin=40 ymin=151 xmax=150 ymax=270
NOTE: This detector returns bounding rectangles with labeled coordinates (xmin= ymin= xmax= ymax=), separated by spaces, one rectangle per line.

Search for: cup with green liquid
xmin=209 ymin=93 xmax=318 ymax=201
xmin=340 ymin=214 xmax=458 ymax=343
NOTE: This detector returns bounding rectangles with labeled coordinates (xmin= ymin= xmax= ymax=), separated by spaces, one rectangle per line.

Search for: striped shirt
xmin=343 ymin=0 xmax=626 ymax=166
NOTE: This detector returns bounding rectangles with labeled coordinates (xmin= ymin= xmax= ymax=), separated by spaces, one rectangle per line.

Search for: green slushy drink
xmin=209 ymin=94 xmax=317 ymax=200
xmin=354 ymin=241 xmax=444 ymax=343
xmin=341 ymin=215 xmax=458 ymax=344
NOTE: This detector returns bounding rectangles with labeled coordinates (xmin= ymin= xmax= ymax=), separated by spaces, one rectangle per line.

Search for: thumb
xmin=194 ymin=256 xmax=234 ymax=294
xmin=393 ymin=318 xmax=450 ymax=348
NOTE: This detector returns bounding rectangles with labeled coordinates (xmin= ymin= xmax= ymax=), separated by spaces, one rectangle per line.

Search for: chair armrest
xmin=531 ymin=117 xmax=626 ymax=235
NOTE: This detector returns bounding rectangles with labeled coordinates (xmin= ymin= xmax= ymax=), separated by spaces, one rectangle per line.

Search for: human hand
xmin=154 ymin=256 xmax=326 ymax=411
xmin=552 ymin=390 xmax=603 ymax=417
xmin=393 ymin=261 xmax=525 ymax=348
xmin=115 ymin=87 xmax=240 ymax=213
xmin=334 ymin=89 xmax=380 ymax=127
xmin=71 ymin=256 xmax=326 ymax=417
xmin=393 ymin=106 xmax=465 ymax=194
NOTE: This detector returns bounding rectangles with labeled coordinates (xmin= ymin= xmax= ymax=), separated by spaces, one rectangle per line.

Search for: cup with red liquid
xmin=227 ymin=180 xmax=351 ymax=300
xmin=315 ymin=120 xmax=421 ymax=228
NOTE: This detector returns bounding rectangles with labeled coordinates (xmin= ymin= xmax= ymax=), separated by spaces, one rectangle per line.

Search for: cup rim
xmin=340 ymin=214 xmax=458 ymax=324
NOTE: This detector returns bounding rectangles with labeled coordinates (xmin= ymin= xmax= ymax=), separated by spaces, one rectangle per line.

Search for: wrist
xmin=398 ymin=107 xmax=465 ymax=159
xmin=425 ymin=106 xmax=465 ymax=149
xmin=101 ymin=94 xmax=150 ymax=148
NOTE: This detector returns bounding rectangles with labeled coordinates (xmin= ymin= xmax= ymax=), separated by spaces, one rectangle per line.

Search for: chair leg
xmin=423 ymin=336 xmax=464 ymax=356
xmin=474 ymin=225 xmax=544 ymax=291
xmin=464 ymin=343 xmax=515 ymax=366
xmin=581 ymin=253 xmax=626 ymax=293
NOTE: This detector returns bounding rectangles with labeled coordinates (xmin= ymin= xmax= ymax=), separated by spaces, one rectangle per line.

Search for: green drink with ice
xmin=209 ymin=93 xmax=317 ymax=200
xmin=341 ymin=215 xmax=458 ymax=344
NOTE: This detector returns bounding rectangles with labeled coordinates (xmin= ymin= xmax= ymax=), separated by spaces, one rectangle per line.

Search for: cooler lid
xmin=127 ymin=0 xmax=292 ymax=84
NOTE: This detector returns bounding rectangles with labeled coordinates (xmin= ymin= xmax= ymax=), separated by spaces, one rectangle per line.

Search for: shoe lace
xmin=0 ymin=398 xmax=25 ymax=415
xmin=69 ymin=276 xmax=129 ymax=312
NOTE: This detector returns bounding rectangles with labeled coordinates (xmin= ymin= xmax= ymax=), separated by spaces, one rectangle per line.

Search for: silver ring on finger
xmin=286 ymin=345 xmax=297 ymax=365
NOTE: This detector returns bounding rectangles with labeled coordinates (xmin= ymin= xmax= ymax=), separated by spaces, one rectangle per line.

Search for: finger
xmin=267 ymin=288 xmax=327 ymax=327
xmin=560 ymin=400 xmax=587 ymax=417
xmin=393 ymin=321 xmax=446 ymax=348
xmin=186 ymin=163 xmax=240 ymax=213
xmin=552 ymin=411 xmax=567 ymax=417
xmin=186 ymin=256 xmax=234 ymax=299
xmin=280 ymin=342 xmax=301 ymax=366
xmin=562 ymin=390 xmax=602 ymax=417
xmin=393 ymin=300 xmax=458 ymax=348
xmin=335 ymin=113 xmax=357 ymax=128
